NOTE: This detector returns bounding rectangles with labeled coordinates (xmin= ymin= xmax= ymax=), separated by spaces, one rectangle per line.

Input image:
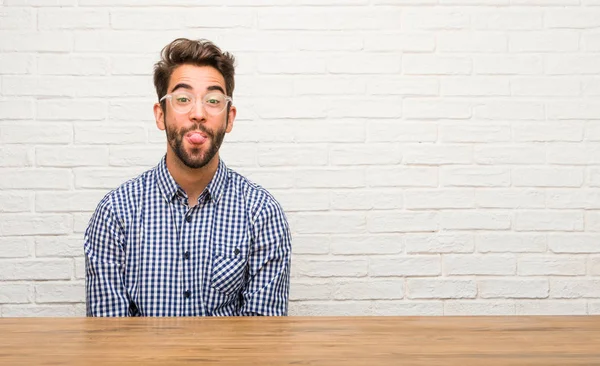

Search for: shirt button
xmin=185 ymin=215 xmax=192 ymax=223
xmin=184 ymin=251 xmax=190 ymax=260
xmin=184 ymin=290 xmax=191 ymax=298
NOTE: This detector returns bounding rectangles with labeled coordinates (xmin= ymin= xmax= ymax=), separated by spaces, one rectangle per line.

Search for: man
xmin=84 ymin=38 xmax=292 ymax=317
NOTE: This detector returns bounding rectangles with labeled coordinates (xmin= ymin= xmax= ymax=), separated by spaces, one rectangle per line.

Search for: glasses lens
xmin=170 ymin=92 xmax=194 ymax=113
xmin=202 ymin=93 xmax=228 ymax=115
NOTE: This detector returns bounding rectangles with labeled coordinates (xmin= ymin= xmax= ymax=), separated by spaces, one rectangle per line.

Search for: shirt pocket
xmin=210 ymin=241 xmax=248 ymax=296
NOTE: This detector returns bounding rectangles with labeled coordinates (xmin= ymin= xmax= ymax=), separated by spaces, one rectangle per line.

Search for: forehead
xmin=168 ymin=64 xmax=226 ymax=93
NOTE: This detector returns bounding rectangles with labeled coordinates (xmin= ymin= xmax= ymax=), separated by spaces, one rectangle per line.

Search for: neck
xmin=165 ymin=152 xmax=219 ymax=207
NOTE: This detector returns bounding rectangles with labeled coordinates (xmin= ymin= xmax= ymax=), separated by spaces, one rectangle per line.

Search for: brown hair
xmin=153 ymin=38 xmax=236 ymax=107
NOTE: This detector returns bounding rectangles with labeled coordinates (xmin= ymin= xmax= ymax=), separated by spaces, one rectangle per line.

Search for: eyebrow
xmin=170 ymin=83 xmax=226 ymax=94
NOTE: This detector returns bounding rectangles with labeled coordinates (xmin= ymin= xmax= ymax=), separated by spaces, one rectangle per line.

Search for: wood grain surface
xmin=1 ymin=316 xmax=599 ymax=365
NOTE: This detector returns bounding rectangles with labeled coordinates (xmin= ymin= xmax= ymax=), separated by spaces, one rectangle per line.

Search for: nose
xmin=188 ymin=98 xmax=206 ymax=121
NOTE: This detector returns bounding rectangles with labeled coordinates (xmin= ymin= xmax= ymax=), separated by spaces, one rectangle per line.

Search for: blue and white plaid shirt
xmin=85 ymin=156 xmax=291 ymax=317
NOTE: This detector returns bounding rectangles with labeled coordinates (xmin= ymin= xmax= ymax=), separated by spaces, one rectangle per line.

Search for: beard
xmin=165 ymin=116 xmax=227 ymax=169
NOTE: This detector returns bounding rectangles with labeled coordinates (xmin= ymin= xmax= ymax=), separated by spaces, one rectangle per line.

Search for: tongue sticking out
xmin=188 ymin=133 xmax=206 ymax=144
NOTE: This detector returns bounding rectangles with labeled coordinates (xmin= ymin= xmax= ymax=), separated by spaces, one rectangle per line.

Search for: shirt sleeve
xmin=239 ymin=197 xmax=292 ymax=316
xmin=84 ymin=195 xmax=130 ymax=317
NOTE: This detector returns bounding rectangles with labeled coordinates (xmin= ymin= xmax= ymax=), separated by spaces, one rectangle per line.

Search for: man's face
xmin=154 ymin=64 xmax=236 ymax=169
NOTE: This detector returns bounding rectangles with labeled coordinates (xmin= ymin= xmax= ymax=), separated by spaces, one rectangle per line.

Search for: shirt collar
xmin=155 ymin=155 xmax=228 ymax=204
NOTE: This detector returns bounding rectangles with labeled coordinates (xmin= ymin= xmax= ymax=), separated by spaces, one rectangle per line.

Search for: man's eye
xmin=176 ymin=97 xmax=191 ymax=103
xmin=207 ymin=98 xmax=221 ymax=105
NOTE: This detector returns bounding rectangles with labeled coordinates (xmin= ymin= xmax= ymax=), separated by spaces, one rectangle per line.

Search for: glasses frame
xmin=159 ymin=91 xmax=233 ymax=116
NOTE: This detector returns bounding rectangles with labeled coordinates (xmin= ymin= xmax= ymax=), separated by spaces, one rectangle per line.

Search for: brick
xmin=445 ymin=255 xmax=516 ymax=275
xmin=328 ymin=97 xmax=402 ymax=119
xmin=36 ymin=191 xmax=107 ymax=213
xmin=474 ymin=101 xmax=544 ymax=120
xmin=367 ymin=121 xmax=437 ymax=143
xmin=0 ymin=259 xmax=72 ymax=280
xmin=516 ymin=300 xmax=587 ymax=315
xmin=368 ymin=211 xmax=438 ymax=233
xmin=404 ymin=189 xmax=475 ymax=209
xmin=1 ymin=305 xmax=80 ymax=317
xmin=587 ymin=211 xmax=600 ymax=232
xmin=75 ymin=257 xmax=85 ymax=279
xmin=109 ymin=99 xmax=155 ymax=121
xmin=294 ymin=213 xmax=365 ymax=234
xmin=402 ymin=9 xmax=469 ymax=30
xmin=551 ymin=279 xmax=600 ymax=298
xmin=403 ymin=55 xmax=472 ymax=75
xmin=74 ymin=167 xmax=146 ymax=189
xmin=474 ymin=55 xmax=543 ymax=75
xmin=0 ymin=122 xmax=73 ymax=144
xmin=445 ymin=301 xmax=515 ymax=315
xmin=330 ymin=189 xmax=403 ymax=211
xmin=74 ymin=31 xmax=180 ymax=53
xmin=547 ymin=189 xmax=600 ymax=209
xmin=330 ymin=234 xmax=403 ymax=255
xmin=290 ymin=235 xmax=329 ymax=255
xmin=438 ymin=32 xmax=507 ymax=52
xmin=295 ymin=34 xmax=362 ymax=51
xmin=38 ymin=55 xmax=108 ymax=76
xmin=583 ymin=32 xmax=600 ymax=51
xmin=519 ymin=256 xmax=586 ymax=276
xmin=0 ymin=169 xmax=71 ymax=190
xmin=36 ymin=236 xmax=83 ymax=258
xmin=0 ymin=284 xmax=32 ymax=304
xmin=441 ymin=211 xmax=511 ymax=230
xmin=237 ymin=169 xmax=295 ymax=189
xmin=290 ymin=280 xmax=333 ymax=301
xmin=548 ymin=143 xmax=600 ymax=165
xmin=0 ymin=237 xmax=32 ymax=258
xmin=591 ymin=256 xmax=600 ymax=276
xmin=440 ymin=123 xmax=510 ymax=143
xmin=583 ymin=78 xmax=600 ymax=96
xmin=258 ymin=54 xmax=326 ymax=74
xmin=404 ymin=99 xmax=471 ymax=119
xmin=0 ymin=8 xmax=34 ymax=30
xmin=591 ymin=302 xmax=600 ymax=315
xmin=333 ymin=279 xmax=404 ymax=300
xmin=0 ymin=214 xmax=71 ymax=236
xmin=0 ymin=32 xmax=71 ymax=52
xmin=73 ymin=212 xmax=92 ymax=234
xmin=441 ymin=77 xmax=510 ymax=96
xmin=289 ymin=301 xmax=372 ymax=316
xmin=514 ymin=122 xmax=583 ymax=142
xmin=109 ymin=147 xmax=165 ymax=167
xmin=74 ymin=124 xmax=147 ymax=145
xmin=546 ymin=55 xmax=600 ymax=75
xmin=37 ymin=100 xmax=107 ymax=120
xmin=5 ymin=0 xmax=75 ymax=4
xmin=39 ymin=9 xmax=108 ymax=30
xmin=0 ymin=100 xmax=34 ymax=120
xmin=228 ymin=120 xmax=295 ymax=143
xmin=369 ymin=256 xmax=441 ymax=277
xmin=328 ymin=54 xmax=401 ymax=74
xmin=294 ymin=76 xmax=364 ymax=96
xmin=253 ymin=97 xmax=326 ymax=119
xmin=110 ymin=55 xmax=154 ymax=76
xmin=479 ymin=279 xmax=548 ymax=299
xmin=295 ymin=258 xmax=368 ymax=277
xmin=548 ymin=102 xmax=600 ymax=120
xmin=472 ymin=11 xmax=542 ymax=30
xmin=36 ymin=147 xmax=108 ymax=167
xmin=0 ymin=53 xmax=34 ymax=74
xmin=218 ymin=33 xmax=293 ymax=52
xmin=403 ymin=145 xmax=472 ymax=165
xmin=294 ymin=168 xmax=365 ymax=188
xmin=549 ymin=234 xmax=600 ymax=253
xmin=545 ymin=9 xmax=600 ymax=29
xmin=270 ymin=190 xmax=329 ymax=212
xmin=476 ymin=189 xmax=545 ymax=209
xmin=407 ymin=279 xmax=477 ymax=299
xmin=0 ymin=146 xmax=32 ymax=167
xmin=258 ymin=8 xmax=402 ymax=30
xmin=35 ymin=282 xmax=84 ymax=303
xmin=370 ymin=301 xmax=443 ymax=316
xmin=442 ymin=167 xmax=510 ymax=187
xmin=258 ymin=144 xmax=328 ymax=167
xmin=405 ymin=233 xmax=474 ymax=254
xmin=294 ymin=120 xmax=365 ymax=143
xmin=477 ymin=233 xmax=546 ymax=253
xmin=514 ymin=211 xmax=583 ymax=232
xmin=0 ymin=192 xmax=33 ymax=213
xmin=514 ymin=167 xmax=583 ymax=187
xmin=368 ymin=77 xmax=438 ymax=96
xmin=590 ymin=168 xmax=600 ymax=187
xmin=512 ymin=77 xmax=580 ymax=96
xmin=364 ymin=33 xmax=435 ymax=52
xmin=475 ymin=145 xmax=545 ymax=165
xmin=330 ymin=144 xmax=401 ymax=166
xmin=510 ymin=31 xmax=579 ymax=52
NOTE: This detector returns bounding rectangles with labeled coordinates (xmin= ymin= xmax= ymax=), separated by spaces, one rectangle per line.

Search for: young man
xmin=85 ymin=38 xmax=292 ymax=317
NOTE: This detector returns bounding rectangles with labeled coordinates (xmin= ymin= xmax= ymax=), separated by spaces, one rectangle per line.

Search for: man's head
xmin=153 ymin=38 xmax=237 ymax=170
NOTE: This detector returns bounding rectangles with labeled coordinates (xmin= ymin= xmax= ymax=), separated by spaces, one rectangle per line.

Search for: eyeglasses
xmin=159 ymin=91 xmax=232 ymax=116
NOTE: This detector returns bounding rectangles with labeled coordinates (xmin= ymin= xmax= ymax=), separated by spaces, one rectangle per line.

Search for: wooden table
xmin=1 ymin=316 xmax=599 ymax=365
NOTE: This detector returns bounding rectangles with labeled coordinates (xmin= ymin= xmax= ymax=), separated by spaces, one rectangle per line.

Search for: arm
xmin=84 ymin=195 xmax=129 ymax=317
xmin=239 ymin=198 xmax=292 ymax=316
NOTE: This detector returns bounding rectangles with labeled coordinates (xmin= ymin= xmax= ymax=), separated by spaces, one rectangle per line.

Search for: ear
xmin=225 ymin=104 xmax=236 ymax=133
xmin=154 ymin=102 xmax=165 ymax=131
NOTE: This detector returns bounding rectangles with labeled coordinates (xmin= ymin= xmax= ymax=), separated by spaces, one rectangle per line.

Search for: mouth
xmin=185 ymin=131 xmax=208 ymax=145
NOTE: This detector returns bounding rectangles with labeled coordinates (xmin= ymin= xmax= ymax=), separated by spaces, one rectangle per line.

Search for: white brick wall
xmin=1 ymin=1 xmax=599 ymax=317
